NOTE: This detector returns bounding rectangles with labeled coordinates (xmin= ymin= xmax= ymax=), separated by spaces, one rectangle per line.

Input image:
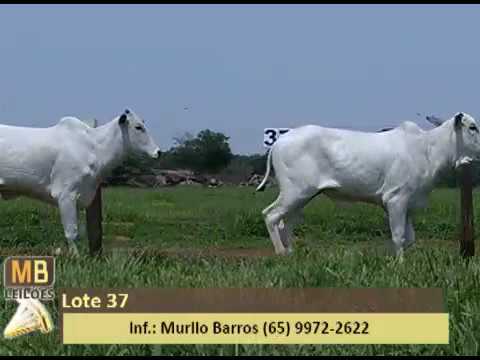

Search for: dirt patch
xmin=105 ymin=222 xmax=135 ymax=227
xmin=110 ymin=246 xmax=276 ymax=258
xmin=151 ymin=200 xmax=174 ymax=207
xmin=0 ymin=246 xmax=276 ymax=258
xmin=168 ymin=247 xmax=274 ymax=258
xmin=112 ymin=235 xmax=132 ymax=242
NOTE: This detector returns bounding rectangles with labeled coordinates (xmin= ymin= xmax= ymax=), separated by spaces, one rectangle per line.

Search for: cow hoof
xmin=389 ymin=253 xmax=404 ymax=263
xmin=275 ymin=248 xmax=290 ymax=256
xmin=68 ymin=248 xmax=80 ymax=258
xmin=54 ymin=246 xmax=80 ymax=258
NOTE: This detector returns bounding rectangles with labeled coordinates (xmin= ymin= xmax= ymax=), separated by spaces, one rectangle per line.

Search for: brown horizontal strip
xmin=59 ymin=288 xmax=445 ymax=314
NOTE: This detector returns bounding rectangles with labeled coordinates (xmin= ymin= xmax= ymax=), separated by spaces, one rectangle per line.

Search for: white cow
xmin=256 ymin=112 xmax=480 ymax=257
xmin=0 ymin=109 xmax=160 ymax=255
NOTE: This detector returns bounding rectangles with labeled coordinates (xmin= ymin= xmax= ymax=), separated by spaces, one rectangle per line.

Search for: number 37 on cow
xmin=263 ymin=128 xmax=291 ymax=148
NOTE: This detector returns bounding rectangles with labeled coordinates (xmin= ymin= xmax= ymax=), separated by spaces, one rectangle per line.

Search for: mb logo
xmin=3 ymin=256 xmax=55 ymax=301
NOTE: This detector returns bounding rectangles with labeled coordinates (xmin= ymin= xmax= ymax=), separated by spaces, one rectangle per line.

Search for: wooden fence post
xmin=460 ymin=163 xmax=475 ymax=258
xmin=84 ymin=118 xmax=103 ymax=256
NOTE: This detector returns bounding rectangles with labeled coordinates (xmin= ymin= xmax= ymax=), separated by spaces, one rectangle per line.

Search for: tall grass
xmin=0 ymin=186 xmax=478 ymax=355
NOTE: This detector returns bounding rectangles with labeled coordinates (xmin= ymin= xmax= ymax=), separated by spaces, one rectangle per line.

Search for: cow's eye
xmin=135 ymin=125 xmax=144 ymax=132
xmin=469 ymin=125 xmax=478 ymax=132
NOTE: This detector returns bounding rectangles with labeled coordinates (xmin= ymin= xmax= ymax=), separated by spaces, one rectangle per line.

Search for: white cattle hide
xmin=257 ymin=112 xmax=480 ymax=257
xmin=0 ymin=109 xmax=160 ymax=255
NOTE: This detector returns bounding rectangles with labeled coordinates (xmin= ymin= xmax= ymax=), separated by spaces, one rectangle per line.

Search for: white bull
xmin=0 ymin=109 xmax=161 ymax=255
xmin=256 ymin=112 xmax=480 ymax=257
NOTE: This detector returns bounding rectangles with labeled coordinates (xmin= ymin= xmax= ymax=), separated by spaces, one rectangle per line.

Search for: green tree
xmin=171 ymin=129 xmax=233 ymax=173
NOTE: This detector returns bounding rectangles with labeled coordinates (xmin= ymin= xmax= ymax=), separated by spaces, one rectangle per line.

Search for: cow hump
xmin=398 ymin=121 xmax=423 ymax=135
xmin=56 ymin=116 xmax=89 ymax=131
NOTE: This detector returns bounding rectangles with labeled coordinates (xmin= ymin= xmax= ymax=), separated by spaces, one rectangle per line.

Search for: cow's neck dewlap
xmin=90 ymin=118 xmax=127 ymax=178
xmin=426 ymin=119 xmax=459 ymax=179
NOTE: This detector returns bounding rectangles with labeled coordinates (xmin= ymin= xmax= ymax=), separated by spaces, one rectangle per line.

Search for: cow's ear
xmin=119 ymin=113 xmax=128 ymax=125
xmin=455 ymin=112 xmax=464 ymax=130
xmin=425 ymin=115 xmax=445 ymax=127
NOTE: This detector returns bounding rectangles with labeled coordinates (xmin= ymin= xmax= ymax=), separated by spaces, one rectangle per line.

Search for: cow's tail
xmin=256 ymin=148 xmax=273 ymax=192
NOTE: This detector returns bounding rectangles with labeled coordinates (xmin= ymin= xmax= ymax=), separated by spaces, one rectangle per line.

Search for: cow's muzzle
xmin=151 ymin=148 xmax=162 ymax=159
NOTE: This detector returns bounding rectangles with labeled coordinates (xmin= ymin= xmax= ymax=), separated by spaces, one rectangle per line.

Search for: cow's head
xmin=452 ymin=112 xmax=480 ymax=165
xmin=118 ymin=109 xmax=161 ymax=159
xmin=426 ymin=112 xmax=480 ymax=166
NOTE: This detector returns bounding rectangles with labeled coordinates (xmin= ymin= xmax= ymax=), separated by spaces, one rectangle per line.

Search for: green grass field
xmin=0 ymin=186 xmax=479 ymax=355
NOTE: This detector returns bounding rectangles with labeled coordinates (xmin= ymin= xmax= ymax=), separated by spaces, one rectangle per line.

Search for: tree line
xmin=107 ymin=129 xmax=268 ymax=185
xmin=107 ymin=128 xmax=477 ymax=187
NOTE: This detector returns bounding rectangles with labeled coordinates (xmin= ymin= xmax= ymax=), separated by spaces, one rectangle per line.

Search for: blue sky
xmin=0 ymin=4 xmax=479 ymax=154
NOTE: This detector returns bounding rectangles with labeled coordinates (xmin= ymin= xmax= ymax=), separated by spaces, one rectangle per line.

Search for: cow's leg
xmin=385 ymin=199 xmax=408 ymax=258
xmin=403 ymin=213 xmax=416 ymax=251
xmin=261 ymin=197 xmax=279 ymax=218
xmin=264 ymin=188 xmax=313 ymax=256
xmin=263 ymin=196 xmax=288 ymax=255
xmin=57 ymin=194 xmax=80 ymax=257
xmin=278 ymin=213 xmax=294 ymax=254
xmin=279 ymin=210 xmax=304 ymax=253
